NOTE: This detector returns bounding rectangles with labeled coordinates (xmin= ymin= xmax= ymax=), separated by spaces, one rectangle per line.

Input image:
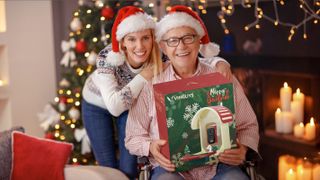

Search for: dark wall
xmin=202 ymin=1 xmax=320 ymax=57
xmin=52 ymin=0 xmax=78 ymax=85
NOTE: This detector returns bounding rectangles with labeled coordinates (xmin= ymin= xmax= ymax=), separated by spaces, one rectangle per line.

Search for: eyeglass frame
xmin=161 ymin=34 xmax=198 ymax=47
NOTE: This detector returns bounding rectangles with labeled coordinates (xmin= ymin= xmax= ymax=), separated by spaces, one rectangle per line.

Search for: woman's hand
xmin=149 ymin=139 xmax=175 ymax=172
xmin=140 ymin=64 xmax=154 ymax=81
xmin=218 ymin=140 xmax=248 ymax=166
xmin=215 ymin=61 xmax=232 ymax=80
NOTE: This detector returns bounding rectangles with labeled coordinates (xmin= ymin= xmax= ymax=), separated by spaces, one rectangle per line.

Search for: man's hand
xmin=215 ymin=61 xmax=232 ymax=80
xmin=218 ymin=140 xmax=248 ymax=166
xmin=149 ymin=139 xmax=175 ymax=172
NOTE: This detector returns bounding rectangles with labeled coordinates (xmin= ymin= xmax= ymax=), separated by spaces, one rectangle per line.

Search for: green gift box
xmin=153 ymin=72 xmax=237 ymax=172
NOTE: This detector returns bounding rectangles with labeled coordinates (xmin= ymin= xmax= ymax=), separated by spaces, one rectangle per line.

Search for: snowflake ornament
xmin=167 ymin=117 xmax=175 ymax=128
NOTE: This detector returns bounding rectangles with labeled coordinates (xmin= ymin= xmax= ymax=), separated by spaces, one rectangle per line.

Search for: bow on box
xmin=60 ymin=38 xmax=76 ymax=67
xmin=74 ymin=128 xmax=91 ymax=154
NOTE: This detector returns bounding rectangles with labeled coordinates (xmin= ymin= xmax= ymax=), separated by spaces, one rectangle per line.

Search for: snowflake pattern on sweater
xmin=93 ymin=46 xmax=137 ymax=109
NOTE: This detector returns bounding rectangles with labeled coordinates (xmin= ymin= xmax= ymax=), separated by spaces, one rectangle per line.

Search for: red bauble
xmin=75 ymin=40 xmax=87 ymax=53
xmin=101 ymin=7 xmax=114 ymax=20
xmin=60 ymin=96 xmax=68 ymax=104
xmin=45 ymin=133 xmax=54 ymax=139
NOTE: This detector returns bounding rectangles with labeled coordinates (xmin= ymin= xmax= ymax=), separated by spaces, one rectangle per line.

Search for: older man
xmin=125 ymin=5 xmax=259 ymax=180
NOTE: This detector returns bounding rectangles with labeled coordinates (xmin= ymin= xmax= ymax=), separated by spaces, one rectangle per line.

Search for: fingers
xmin=150 ymin=140 xmax=175 ymax=172
xmin=218 ymin=148 xmax=245 ymax=166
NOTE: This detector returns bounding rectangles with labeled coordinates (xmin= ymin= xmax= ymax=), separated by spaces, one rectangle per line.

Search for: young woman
xmin=82 ymin=6 xmax=232 ymax=179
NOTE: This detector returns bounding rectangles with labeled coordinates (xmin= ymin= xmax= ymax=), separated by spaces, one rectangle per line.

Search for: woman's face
xmin=121 ymin=29 xmax=153 ymax=68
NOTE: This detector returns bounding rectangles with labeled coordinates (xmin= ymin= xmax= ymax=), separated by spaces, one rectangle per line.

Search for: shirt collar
xmin=169 ymin=59 xmax=202 ymax=80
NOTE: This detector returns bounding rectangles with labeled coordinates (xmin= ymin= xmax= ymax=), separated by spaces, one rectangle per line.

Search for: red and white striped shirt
xmin=125 ymin=61 xmax=259 ymax=179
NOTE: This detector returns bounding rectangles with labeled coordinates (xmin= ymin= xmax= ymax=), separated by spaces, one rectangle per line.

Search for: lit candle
xmin=297 ymin=159 xmax=312 ymax=180
xmin=280 ymin=82 xmax=292 ymax=112
xmin=313 ymin=163 xmax=320 ymax=180
xmin=282 ymin=112 xmax=294 ymax=134
xmin=293 ymin=88 xmax=305 ymax=105
xmin=278 ymin=155 xmax=296 ymax=180
xmin=304 ymin=117 xmax=316 ymax=141
xmin=275 ymin=108 xmax=283 ymax=133
xmin=292 ymin=88 xmax=305 ymax=124
xmin=286 ymin=168 xmax=297 ymax=180
xmin=291 ymin=100 xmax=304 ymax=124
xmin=294 ymin=123 xmax=304 ymax=138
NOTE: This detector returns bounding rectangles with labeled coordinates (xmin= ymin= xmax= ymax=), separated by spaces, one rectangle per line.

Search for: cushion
xmin=0 ymin=126 xmax=25 ymax=180
xmin=11 ymin=132 xmax=73 ymax=180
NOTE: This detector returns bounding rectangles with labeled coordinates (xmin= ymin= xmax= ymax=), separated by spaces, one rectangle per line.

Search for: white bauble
xmin=68 ymin=107 xmax=80 ymax=120
xmin=70 ymin=17 xmax=82 ymax=32
xmin=58 ymin=102 xmax=66 ymax=112
xmin=87 ymin=51 xmax=98 ymax=65
xmin=59 ymin=78 xmax=70 ymax=88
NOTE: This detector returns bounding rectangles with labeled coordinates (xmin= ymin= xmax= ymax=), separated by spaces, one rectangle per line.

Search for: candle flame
xmin=310 ymin=117 xmax=315 ymax=126
xmin=284 ymin=82 xmax=288 ymax=88
xmin=276 ymin=108 xmax=281 ymax=113
xmin=288 ymin=168 xmax=293 ymax=174
xmin=299 ymin=122 xmax=304 ymax=127
xmin=296 ymin=88 xmax=301 ymax=94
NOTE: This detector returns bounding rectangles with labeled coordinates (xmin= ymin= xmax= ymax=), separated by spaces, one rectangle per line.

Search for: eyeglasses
xmin=162 ymin=34 xmax=197 ymax=47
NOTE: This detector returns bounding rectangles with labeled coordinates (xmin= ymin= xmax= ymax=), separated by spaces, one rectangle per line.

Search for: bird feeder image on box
xmin=180 ymin=105 xmax=233 ymax=162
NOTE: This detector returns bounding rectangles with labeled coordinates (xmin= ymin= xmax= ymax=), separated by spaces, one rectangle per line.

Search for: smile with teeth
xmin=134 ymin=51 xmax=146 ymax=56
xmin=176 ymin=52 xmax=190 ymax=57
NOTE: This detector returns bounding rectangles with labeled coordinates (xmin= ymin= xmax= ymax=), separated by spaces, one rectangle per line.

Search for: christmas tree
xmin=38 ymin=0 xmax=152 ymax=165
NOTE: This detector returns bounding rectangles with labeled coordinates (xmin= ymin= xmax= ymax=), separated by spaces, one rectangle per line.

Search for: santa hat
xmin=155 ymin=5 xmax=220 ymax=57
xmin=107 ymin=6 xmax=155 ymax=66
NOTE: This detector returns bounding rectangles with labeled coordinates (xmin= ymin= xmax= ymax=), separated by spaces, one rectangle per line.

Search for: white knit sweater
xmin=82 ymin=46 xmax=228 ymax=117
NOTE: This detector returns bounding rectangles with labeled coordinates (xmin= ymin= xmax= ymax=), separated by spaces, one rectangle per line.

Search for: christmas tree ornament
xmin=68 ymin=107 xmax=80 ymax=120
xmin=60 ymin=39 xmax=76 ymax=67
xmin=45 ymin=133 xmax=55 ymax=139
xmin=95 ymin=0 xmax=104 ymax=8
xmin=59 ymin=78 xmax=70 ymax=88
xmin=75 ymin=40 xmax=87 ymax=53
xmin=70 ymin=17 xmax=82 ymax=32
xmin=74 ymin=128 xmax=91 ymax=154
xmin=58 ymin=102 xmax=66 ymax=112
xmin=87 ymin=51 xmax=98 ymax=65
xmin=101 ymin=6 xmax=114 ymax=20
xmin=78 ymin=0 xmax=84 ymax=6
xmin=37 ymin=104 xmax=60 ymax=131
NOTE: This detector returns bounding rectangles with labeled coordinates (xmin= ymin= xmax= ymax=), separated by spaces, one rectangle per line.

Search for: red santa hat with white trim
xmin=107 ymin=6 xmax=155 ymax=66
xmin=155 ymin=5 xmax=220 ymax=57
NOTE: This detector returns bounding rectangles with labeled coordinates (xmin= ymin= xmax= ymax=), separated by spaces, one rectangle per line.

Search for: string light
xmin=58 ymin=89 xmax=64 ymax=94
xmin=149 ymin=3 xmax=154 ymax=8
xmin=70 ymin=124 xmax=76 ymax=129
xmin=66 ymin=90 xmax=72 ymax=95
xmin=75 ymin=101 xmax=81 ymax=106
xmin=55 ymin=124 xmax=60 ymax=129
xmin=75 ymin=93 xmax=81 ymax=98
xmin=54 ymin=97 xmax=59 ymax=103
xmin=85 ymin=24 xmax=91 ymax=29
xmin=54 ymin=132 xmax=60 ymax=137
xmin=86 ymin=9 xmax=92 ymax=14
xmin=60 ymin=115 xmax=66 ymax=120
xmin=72 ymin=158 xmax=78 ymax=163
xmin=74 ymin=12 xmax=79 ymax=17
xmin=92 ymin=37 xmax=98 ymax=42
xmin=67 ymin=98 xmax=74 ymax=103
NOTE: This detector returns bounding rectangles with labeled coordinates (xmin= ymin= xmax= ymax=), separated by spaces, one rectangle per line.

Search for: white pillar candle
xmin=280 ymin=82 xmax=292 ymax=112
xmin=286 ymin=168 xmax=297 ymax=180
xmin=313 ymin=163 xmax=320 ymax=180
xmin=278 ymin=155 xmax=296 ymax=180
xmin=297 ymin=159 xmax=312 ymax=180
xmin=294 ymin=123 xmax=304 ymax=138
xmin=291 ymin=101 xmax=304 ymax=124
xmin=282 ymin=112 xmax=294 ymax=134
xmin=275 ymin=108 xmax=283 ymax=133
xmin=304 ymin=117 xmax=316 ymax=141
xmin=293 ymin=88 xmax=305 ymax=105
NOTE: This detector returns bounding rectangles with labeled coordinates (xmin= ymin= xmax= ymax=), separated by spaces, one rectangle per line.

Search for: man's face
xmin=160 ymin=26 xmax=200 ymax=70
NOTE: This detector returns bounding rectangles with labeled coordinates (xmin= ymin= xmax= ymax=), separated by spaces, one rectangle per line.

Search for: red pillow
xmin=11 ymin=132 xmax=73 ymax=180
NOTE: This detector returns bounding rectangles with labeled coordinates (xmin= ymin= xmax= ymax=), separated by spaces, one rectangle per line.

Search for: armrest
xmin=64 ymin=165 xmax=129 ymax=180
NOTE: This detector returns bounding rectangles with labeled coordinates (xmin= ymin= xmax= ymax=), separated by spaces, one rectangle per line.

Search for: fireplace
xmin=222 ymin=54 xmax=320 ymax=179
